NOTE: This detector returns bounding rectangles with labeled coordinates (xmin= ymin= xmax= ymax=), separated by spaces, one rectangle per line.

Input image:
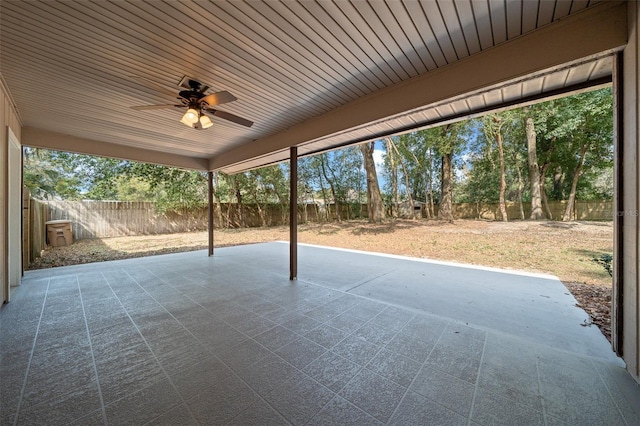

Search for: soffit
xmin=0 ymin=0 xmax=614 ymax=171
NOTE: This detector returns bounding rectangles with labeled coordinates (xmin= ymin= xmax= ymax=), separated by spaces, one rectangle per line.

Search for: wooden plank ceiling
xmin=0 ymin=0 xmax=612 ymax=173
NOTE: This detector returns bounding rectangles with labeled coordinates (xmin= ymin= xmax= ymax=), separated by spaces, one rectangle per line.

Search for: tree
xmin=384 ymin=138 xmax=400 ymax=217
xmin=314 ymin=148 xmax=365 ymax=221
xmin=242 ymin=165 xmax=290 ymax=226
xmin=547 ymin=90 xmax=613 ymax=221
xmin=359 ymin=141 xmax=385 ymax=222
xmin=385 ymin=136 xmax=418 ymax=218
xmin=23 ymin=148 xmax=73 ymax=199
xmin=114 ymin=175 xmax=154 ymax=201
xmin=431 ymin=123 xmax=470 ymax=222
xmin=384 ymin=132 xmax=441 ymax=219
xmin=319 ymin=154 xmax=341 ymax=221
xmin=128 ymin=163 xmax=207 ymax=211
xmin=526 ymin=115 xmax=544 ymax=219
xmin=297 ymin=157 xmax=323 ymax=221
xmin=439 ymin=148 xmax=454 ymax=222
xmin=73 ymin=155 xmax=129 ymax=200
xmin=484 ymin=115 xmax=508 ymax=221
xmin=511 ymin=148 xmax=526 ymax=220
xmin=23 ymin=148 xmax=127 ymax=200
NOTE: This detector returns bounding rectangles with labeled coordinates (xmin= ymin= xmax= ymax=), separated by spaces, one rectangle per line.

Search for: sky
xmin=373 ymin=146 xmax=387 ymax=188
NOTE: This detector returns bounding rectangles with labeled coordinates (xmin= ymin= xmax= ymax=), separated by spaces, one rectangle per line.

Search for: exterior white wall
xmin=0 ymin=76 xmax=22 ymax=303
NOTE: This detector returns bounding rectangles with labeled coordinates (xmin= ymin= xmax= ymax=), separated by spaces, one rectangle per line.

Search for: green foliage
xmin=454 ymin=88 xmax=613 ymax=207
xmin=526 ymin=89 xmax=613 ymax=202
xmin=114 ymin=176 xmax=154 ymax=202
xmin=390 ymin=132 xmax=436 ymax=203
xmin=299 ymin=149 xmax=365 ymax=202
xmin=593 ymin=254 xmax=613 ymax=277
xmin=23 ymin=148 xmax=99 ymax=200
xmin=128 ymin=163 xmax=208 ymax=211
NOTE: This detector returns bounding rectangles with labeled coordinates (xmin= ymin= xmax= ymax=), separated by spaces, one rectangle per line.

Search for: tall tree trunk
xmin=212 ymin=172 xmax=224 ymax=227
xmin=562 ymin=143 xmax=588 ymax=221
xmin=320 ymin=155 xmax=340 ymax=222
xmin=553 ymin=165 xmax=564 ymax=200
xmin=438 ymin=150 xmax=454 ymax=222
xmin=235 ymin=186 xmax=245 ymax=228
xmin=428 ymin=148 xmax=436 ymax=219
xmin=248 ymin=185 xmax=267 ymax=227
xmin=385 ymin=138 xmax=399 ymax=218
xmin=526 ymin=117 xmax=543 ymax=219
xmin=359 ymin=142 xmax=385 ymax=223
xmin=302 ymin=200 xmax=308 ymax=223
xmin=316 ymin=167 xmax=330 ymax=222
xmin=539 ymin=163 xmax=553 ymax=219
xmin=495 ymin=118 xmax=508 ymax=222
xmin=257 ymin=203 xmax=266 ymax=227
xmin=275 ymin=192 xmax=288 ymax=225
xmin=390 ymin=140 xmax=415 ymax=219
xmin=256 ymin=199 xmax=267 ymax=227
xmin=512 ymin=152 xmax=525 ymax=220
xmin=224 ymin=203 xmax=231 ymax=228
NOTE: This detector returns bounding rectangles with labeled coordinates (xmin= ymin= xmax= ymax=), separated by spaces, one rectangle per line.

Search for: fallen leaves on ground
xmin=564 ymin=281 xmax=612 ymax=342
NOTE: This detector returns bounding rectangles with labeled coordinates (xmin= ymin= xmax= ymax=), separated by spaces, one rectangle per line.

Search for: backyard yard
xmin=29 ymin=219 xmax=613 ymax=340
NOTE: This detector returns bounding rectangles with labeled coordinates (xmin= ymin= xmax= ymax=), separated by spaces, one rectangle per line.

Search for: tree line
xmin=24 ymin=88 xmax=613 ymax=225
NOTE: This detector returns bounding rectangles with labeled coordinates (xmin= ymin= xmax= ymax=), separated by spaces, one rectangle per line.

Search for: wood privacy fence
xmin=450 ymin=200 xmax=614 ymax=221
xmin=24 ymin=199 xmax=363 ymax=261
xmin=23 ymin=196 xmax=614 ymax=266
xmin=42 ymin=200 xmax=210 ymax=239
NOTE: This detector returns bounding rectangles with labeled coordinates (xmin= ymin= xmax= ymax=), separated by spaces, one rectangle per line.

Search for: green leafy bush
xmin=593 ymin=254 xmax=613 ymax=277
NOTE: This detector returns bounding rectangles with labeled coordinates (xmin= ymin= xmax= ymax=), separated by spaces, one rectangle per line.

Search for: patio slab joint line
xmin=343 ymin=269 xmax=399 ymax=293
xmin=12 ymin=278 xmax=50 ymax=426
xmin=76 ymin=275 xmax=108 ymax=425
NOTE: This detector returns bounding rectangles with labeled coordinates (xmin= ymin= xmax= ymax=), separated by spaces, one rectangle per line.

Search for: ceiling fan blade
xmin=130 ymin=104 xmax=181 ymax=110
xmin=210 ymin=109 xmax=254 ymax=127
xmin=200 ymin=91 xmax=237 ymax=107
xmin=128 ymin=75 xmax=179 ymax=98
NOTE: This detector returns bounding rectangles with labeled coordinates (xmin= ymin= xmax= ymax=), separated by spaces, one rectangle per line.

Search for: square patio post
xmin=290 ymin=146 xmax=297 ymax=280
xmin=208 ymin=171 xmax=214 ymax=257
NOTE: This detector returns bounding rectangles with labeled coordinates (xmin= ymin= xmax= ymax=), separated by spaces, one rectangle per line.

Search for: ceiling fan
xmin=130 ymin=76 xmax=253 ymax=129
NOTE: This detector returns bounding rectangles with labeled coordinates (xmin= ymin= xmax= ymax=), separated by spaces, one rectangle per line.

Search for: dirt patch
xmin=29 ymin=219 xmax=613 ymax=340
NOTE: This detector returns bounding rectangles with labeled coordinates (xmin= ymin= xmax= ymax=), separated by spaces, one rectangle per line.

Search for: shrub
xmin=593 ymin=254 xmax=613 ymax=277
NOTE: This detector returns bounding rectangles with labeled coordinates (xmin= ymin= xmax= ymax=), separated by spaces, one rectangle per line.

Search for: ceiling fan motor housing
xmin=178 ymin=76 xmax=209 ymax=92
xmin=178 ymin=90 xmax=206 ymax=107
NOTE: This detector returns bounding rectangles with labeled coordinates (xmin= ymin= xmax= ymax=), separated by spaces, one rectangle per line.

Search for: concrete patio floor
xmin=1 ymin=242 xmax=639 ymax=425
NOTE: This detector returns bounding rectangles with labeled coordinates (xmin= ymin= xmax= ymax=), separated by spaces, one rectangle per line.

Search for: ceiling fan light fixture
xmin=180 ymin=108 xmax=199 ymax=126
xmin=199 ymin=114 xmax=213 ymax=129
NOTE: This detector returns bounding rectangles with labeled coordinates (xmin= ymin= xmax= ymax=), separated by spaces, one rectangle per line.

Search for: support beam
xmin=22 ymin=127 xmax=209 ymax=171
xmin=207 ymin=171 xmax=214 ymax=257
xmin=621 ymin=0 xmax=640 ymax=383
xmin=289 ymin=147 xmax=298 ymax=281
xmin=612 ymin=52 xmax=624 ymax=357
xmin=210 ymin=1 xmax=626 ymax=171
